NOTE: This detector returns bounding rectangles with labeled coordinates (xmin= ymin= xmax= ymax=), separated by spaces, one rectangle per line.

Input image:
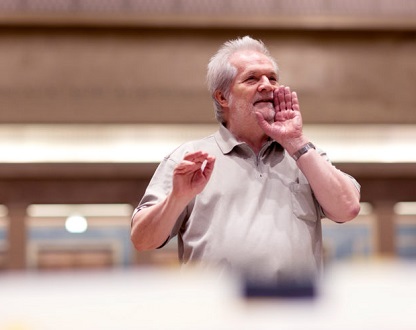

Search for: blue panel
xmin=322 ymin=224 xmax=372 ymax=261
xmin=396 ymin=224 xmax=416 ymax=259
xmin=28 ymin=227 xmax=132 ymax=266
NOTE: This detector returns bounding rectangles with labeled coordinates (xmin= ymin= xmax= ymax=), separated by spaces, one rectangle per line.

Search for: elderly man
xmin=131 ymin=36 xmax=360 ymax=284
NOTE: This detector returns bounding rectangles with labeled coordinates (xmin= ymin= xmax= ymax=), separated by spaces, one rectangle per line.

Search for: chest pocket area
xmin=290 ymin=182 xmax=319 ymax=222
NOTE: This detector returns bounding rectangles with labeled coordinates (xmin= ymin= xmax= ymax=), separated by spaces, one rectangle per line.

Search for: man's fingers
xmin=277 ymin=87 xmax=286 ymax=110
xmin=174 ymin=160 xmax=202 ymax=174
xmin=177 ymin=152 xmax=215 ymax=175
xmin=292 ymin=91 xmax=299 ymax=111
xmin=183 ymin=151 xmax=206 ymax=161
xmin=183 ymin=151 xmax=210 ymax=167
xmin=284 ymin=87 xmax=292 ymax=110
xmin=202 ymin=156 xmax=216 ymax=178
xmin=273 ymin=88 xmax=281 ymax=112
xmin=274 ymin=86 xmax=300 ymax=111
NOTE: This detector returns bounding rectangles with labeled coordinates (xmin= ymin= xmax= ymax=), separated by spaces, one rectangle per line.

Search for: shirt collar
xmin=214 ymin=124 xmax=241 ymax=154
xmin=214 ymin=124 xmax=277 ymax=155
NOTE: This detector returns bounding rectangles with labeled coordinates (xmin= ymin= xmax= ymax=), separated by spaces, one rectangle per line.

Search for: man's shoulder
xmin=164 ymin=132 xmax=218 ymax=160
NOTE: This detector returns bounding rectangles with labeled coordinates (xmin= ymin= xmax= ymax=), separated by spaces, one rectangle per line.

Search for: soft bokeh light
xmin=65 ymin=215 xmax=88 ymax=234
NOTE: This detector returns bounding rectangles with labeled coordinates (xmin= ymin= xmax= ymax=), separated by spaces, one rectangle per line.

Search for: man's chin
xmin=252 ymin=105 xmax=275 ymax=121
xmin=259 ymin=109 xmax=276 ymax=123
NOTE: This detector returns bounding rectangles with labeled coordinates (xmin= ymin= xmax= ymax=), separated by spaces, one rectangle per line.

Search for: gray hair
xmin=206 ymin=36 xmax=279 ymax=124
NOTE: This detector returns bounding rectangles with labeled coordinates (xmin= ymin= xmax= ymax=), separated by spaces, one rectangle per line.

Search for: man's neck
xmin=227 ymin=124 xmax=270 ymax=155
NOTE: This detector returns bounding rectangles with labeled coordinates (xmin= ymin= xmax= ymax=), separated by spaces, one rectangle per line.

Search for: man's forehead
xmin=230 ymin=50 xmax=276 ymax=73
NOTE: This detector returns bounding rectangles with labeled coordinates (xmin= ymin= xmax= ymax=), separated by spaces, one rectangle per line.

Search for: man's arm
xmin=256 ymin=85 xmax=360 ymax=222
xmin=131 ymin=151 xmax=215 ymax=251
xmin=292 ymin=147 xmax=360 ymax=222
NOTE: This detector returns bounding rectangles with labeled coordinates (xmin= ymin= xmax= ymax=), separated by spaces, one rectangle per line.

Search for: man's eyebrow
xmin=239 ymin=70 xmax=256 ymax=78
xmin=243 ymin=70 xmax=278 ymax=77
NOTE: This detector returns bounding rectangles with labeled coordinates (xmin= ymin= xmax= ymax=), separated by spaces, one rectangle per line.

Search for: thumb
xmin=255 ymin=112 xmax=271 ymax=133
xmin=202 ymin=157 xmax=215 ymax=179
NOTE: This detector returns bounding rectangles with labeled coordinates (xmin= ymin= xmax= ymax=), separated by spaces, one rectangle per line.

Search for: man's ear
xmin=214 ymin=90 xmax=228 ymax=108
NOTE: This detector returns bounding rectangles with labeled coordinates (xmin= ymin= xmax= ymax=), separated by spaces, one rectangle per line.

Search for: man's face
xmin=227 ymin=50 xmax=279 ymax=125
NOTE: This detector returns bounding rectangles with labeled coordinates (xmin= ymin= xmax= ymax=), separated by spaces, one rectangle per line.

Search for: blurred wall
xmin=0 ymin=28 xmax=415 ymax=124
xmin=0 ymin=0 xmax=416 ymax=125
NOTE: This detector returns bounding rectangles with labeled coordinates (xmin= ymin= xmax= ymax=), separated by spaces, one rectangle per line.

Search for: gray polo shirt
xmin=137 ymin=125 xmax=358 ymax=283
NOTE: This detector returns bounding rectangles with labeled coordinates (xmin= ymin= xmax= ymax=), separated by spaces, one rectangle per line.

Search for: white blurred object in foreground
xmin=0 ymin=261 xmax=415 ymax=330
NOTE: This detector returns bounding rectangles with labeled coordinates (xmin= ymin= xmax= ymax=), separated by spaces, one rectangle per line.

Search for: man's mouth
xmin=253 ymin=99 xmax=274 ymax=106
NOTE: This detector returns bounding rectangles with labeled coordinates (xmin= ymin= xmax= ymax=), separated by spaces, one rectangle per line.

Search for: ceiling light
xmin=65 ymin=215 xmax=88 ymax=233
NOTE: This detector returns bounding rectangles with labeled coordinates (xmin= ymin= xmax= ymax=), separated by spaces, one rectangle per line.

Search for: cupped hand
xmin=256 ymin=85 xmax=304 ymax=148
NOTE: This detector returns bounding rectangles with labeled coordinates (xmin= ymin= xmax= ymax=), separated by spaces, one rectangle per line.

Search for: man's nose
xmin=258 ymin=76 xmax=275 ymax=92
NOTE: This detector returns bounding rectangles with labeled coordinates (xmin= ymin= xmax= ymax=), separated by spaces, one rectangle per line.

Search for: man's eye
xmin=245 ymin=77 xmax=257 ymax=82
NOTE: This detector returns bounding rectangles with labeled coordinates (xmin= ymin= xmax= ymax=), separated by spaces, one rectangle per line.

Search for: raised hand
xmin=172 ymin=151 xmax=216 ymax=202
xmin=256 ymin=85 xmax=304 ymax=149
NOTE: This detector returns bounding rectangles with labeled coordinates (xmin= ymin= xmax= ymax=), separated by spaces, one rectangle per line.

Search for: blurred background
xmin=0 ymin=0 xmax=416 ymax=330
xmin=1 ymin=0 xmax=415 ymax=272
xmin=0 ymin=1 xmax=415 ymax=327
